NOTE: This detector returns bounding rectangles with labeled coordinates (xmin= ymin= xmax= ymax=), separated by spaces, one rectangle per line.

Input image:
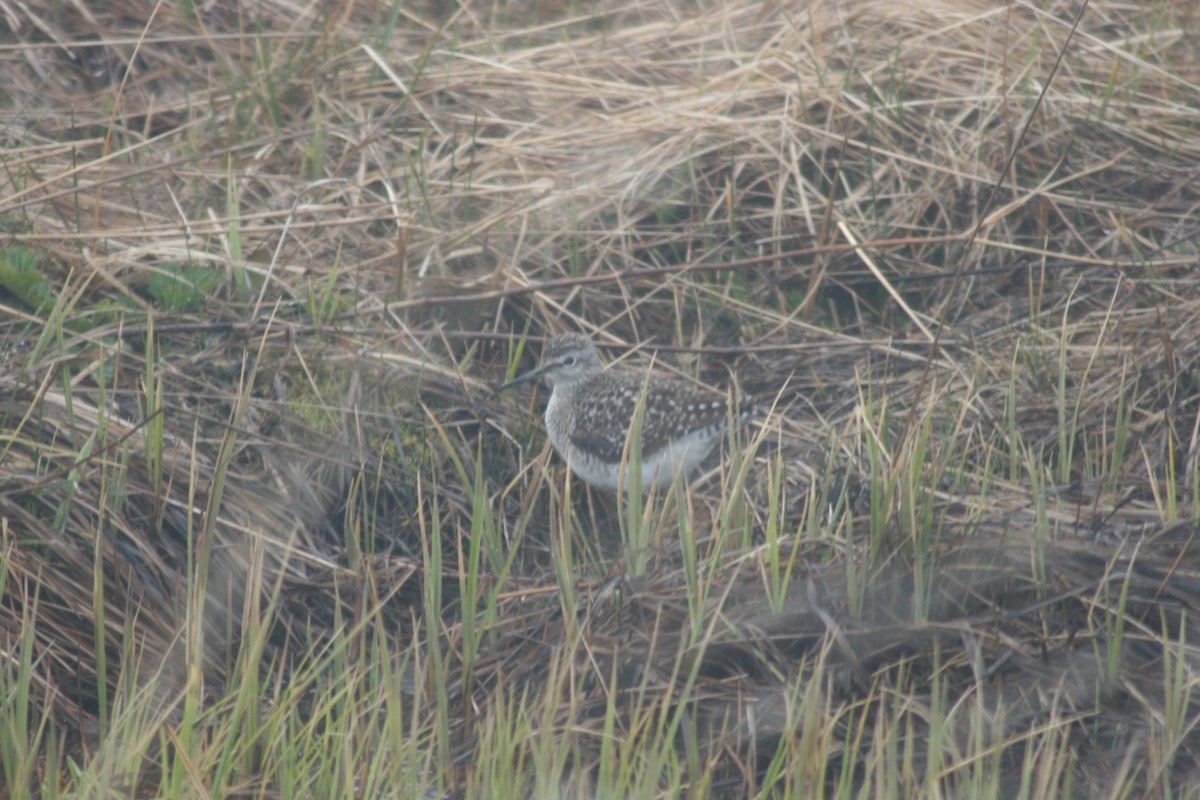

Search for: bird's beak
xmin=497 ymin=364 xmax=546 ymax=392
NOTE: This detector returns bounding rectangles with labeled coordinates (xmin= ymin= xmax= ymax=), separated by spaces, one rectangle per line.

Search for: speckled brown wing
xmin=564 ymin=373 xmax=644 ymax=464
xmin=566 ymin=372 xmax=733 ymax=463
xmin=638 ymin=380 xmax=732 ymax=457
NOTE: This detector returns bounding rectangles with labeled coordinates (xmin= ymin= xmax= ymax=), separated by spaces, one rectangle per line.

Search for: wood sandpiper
xmin=499 ymin=333 xmax=751 ymax=491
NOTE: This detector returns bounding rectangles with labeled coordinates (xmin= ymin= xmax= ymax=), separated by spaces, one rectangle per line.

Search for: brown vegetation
xmin=1 ymin=0 xmax=1198 ymax=795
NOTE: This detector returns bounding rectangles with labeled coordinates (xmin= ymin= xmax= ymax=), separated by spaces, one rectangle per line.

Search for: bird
xmin=499 ymin=333 xmax=751 ymax=492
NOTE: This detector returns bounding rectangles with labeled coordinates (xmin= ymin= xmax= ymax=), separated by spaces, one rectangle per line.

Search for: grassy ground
xmin=2 ymin=0 xmax=1199 ymax=796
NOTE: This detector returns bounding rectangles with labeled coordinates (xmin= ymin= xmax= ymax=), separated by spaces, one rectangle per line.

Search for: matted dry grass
xmin=2 ymin=0 xmax=1199 ymax=795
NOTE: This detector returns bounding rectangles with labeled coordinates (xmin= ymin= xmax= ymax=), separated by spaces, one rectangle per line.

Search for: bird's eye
xmin=563 ymin=356 xmax=577 ymax=366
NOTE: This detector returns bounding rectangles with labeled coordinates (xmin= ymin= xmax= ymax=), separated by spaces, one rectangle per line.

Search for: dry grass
xmin=2 ymin=0 xmax=1199 ymax=796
